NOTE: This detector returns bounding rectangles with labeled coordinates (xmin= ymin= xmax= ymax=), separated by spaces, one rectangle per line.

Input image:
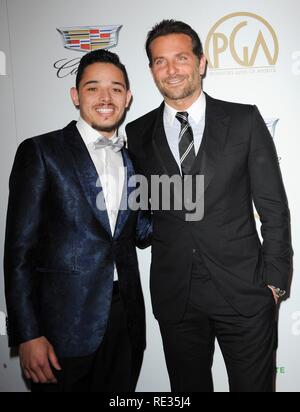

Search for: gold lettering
xmin=249 ymin=30 xmax=277 ymax=66
xmin=230 ymin=21 xmax=249 ymax=66
xmin=212 ymin=33 xmax=228 ymax=69
xmin=205 ymin=12 xmax=279 ymax=70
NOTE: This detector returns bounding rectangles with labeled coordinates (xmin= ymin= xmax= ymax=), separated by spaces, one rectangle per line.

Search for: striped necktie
xmin=176 ymin=111 xmax=196 ymax=175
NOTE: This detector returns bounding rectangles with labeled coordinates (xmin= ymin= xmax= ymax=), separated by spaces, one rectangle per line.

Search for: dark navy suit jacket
xmin=4 ymin=121 xmax=152 ymax=358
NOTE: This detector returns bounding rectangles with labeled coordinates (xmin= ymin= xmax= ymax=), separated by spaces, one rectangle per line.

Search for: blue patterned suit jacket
xmin=4 ymin=121 xmax=152 ymax=358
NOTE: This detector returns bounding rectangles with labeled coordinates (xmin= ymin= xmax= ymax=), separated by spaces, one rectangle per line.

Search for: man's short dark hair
xmin=146 ymin=19 xmax=203 ymax=66
xmin=76 ymin=49 xmax=130 ymax=90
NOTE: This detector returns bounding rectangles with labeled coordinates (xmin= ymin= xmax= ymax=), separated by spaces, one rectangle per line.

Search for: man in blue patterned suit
xmin=4 ymin=50 xmax=152 ymax=392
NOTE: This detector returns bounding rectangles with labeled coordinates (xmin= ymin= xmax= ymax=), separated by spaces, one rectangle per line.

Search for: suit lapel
xmin=148 ymin=96 xmax=230 ymax=211
xmin=190 ymin=94 xmax=230 ymax=191
xmin=114 ymin=148 xmax=135 ymax=240
xmin=64 ymin=121 xmax=112 ymax=238
xmin=151 ymin=96 xmax=230 ymax=194
xmin=152 ymin=103 xmax=181 ymax=177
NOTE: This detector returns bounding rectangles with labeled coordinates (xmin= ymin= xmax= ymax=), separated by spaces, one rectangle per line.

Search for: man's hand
xmin=19 ymin=337 xmax=62 ymax=384
xmin=268 ymin=286 xmax=279 ymax=305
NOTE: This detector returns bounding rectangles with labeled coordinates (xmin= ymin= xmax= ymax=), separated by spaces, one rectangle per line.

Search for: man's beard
xmin=91 ymin=121 xmax=120 ymax=135
xmin=156 ymin=73 xmax=201 ymax=101
xmin=91 ymin=111 xmax=126 ymax=135
xmin=159 ymin=82 xmax=196 ymax=101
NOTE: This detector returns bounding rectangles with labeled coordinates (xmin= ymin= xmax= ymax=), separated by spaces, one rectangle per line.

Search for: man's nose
xmin=98 ymin=89 xmax=111 ymax=102
xmin=167 ymin=61 xmax=177 ymax=76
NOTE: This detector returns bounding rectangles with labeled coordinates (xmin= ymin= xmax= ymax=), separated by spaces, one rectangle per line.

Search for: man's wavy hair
xmin=146 ymin=19 xmax=203 ymax=66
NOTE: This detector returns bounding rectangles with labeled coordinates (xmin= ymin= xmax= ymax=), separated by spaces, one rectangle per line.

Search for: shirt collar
xmin=164 ymin=91 xmax=206 ymax=126
xmin=76 ymin=117 xmax=117 ymax=146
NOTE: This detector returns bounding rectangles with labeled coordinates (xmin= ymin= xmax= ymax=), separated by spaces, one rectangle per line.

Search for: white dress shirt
xmin=163 ymin=92 xmax=206 ymax=173
xmin=77 ymin=117 xmax=125 ymax=281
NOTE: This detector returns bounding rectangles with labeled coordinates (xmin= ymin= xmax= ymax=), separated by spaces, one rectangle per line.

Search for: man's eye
xmin=178 ymin=56 xmax=187 ymax=61
xmin=155 ymin=59 xmax=164 ymax=65
xmin=88 ymin=88 xmax=97 ymax=92
xmin=113 ymin=88 xmax=122 ymax=93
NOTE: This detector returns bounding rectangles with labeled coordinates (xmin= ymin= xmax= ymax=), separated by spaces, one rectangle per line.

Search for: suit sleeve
xmin=126 ymin=124 xmax=153 ymax=249
xmin=248 ymin=106 xmax=292 ymax=291
xmin=135 ymin=210 xmax=153 ymax=249
xmin=126 ymin=123 xmax=136 ymax=161
xmin=4 ymin=139 xmax=48 ymax=346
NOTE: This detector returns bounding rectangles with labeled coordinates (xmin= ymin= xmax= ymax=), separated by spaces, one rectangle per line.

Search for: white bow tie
xmin=93 ymin=135 xmax=125 ymax=152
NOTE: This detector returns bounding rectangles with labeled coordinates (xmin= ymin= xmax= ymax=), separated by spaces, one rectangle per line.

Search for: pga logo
xmin=0 ymin=50 xmax=6 ymax=76
xmin=205 ymin=12 xmax=279 ymax=70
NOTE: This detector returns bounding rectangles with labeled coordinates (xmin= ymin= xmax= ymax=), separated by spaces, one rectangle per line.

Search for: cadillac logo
xmin=57 ymin=25 xmax=122 ymax=52
xmin=55 ymin=25 xmax=122 ymax=78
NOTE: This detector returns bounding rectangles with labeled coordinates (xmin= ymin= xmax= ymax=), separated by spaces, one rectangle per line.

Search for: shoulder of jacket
xmin=126 ymin=106 xmax=161 ymax=132
xmin=207 ymin=94 xmax=255 ymax=117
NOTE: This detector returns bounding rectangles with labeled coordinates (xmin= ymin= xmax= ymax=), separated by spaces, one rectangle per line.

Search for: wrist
xmin=269 ymin=285 xmax=286 ymax=299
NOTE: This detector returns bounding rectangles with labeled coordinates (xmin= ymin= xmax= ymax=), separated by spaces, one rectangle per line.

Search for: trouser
xmin=159 ymin=275 xmax=277 ymax=392
xmin=32 ymin=282 xmax=140 ymax=392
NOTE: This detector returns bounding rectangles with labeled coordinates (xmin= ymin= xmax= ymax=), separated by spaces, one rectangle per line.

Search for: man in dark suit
xmin=4 ymin=49 xmax=152 ymax=392
xmin=126 ymin=20 xmax=292 ymax=392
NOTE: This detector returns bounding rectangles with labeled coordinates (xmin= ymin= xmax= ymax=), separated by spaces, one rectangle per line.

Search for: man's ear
xmin=199 ymin=55 xmax=207 ymax=77
xmin=125 ymin=90 xmax=133 ymax=109
xmin=149 ymin=64 xmax=155 ymax=79
xmin=70 ymin=87 xmax=79 ymax=109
